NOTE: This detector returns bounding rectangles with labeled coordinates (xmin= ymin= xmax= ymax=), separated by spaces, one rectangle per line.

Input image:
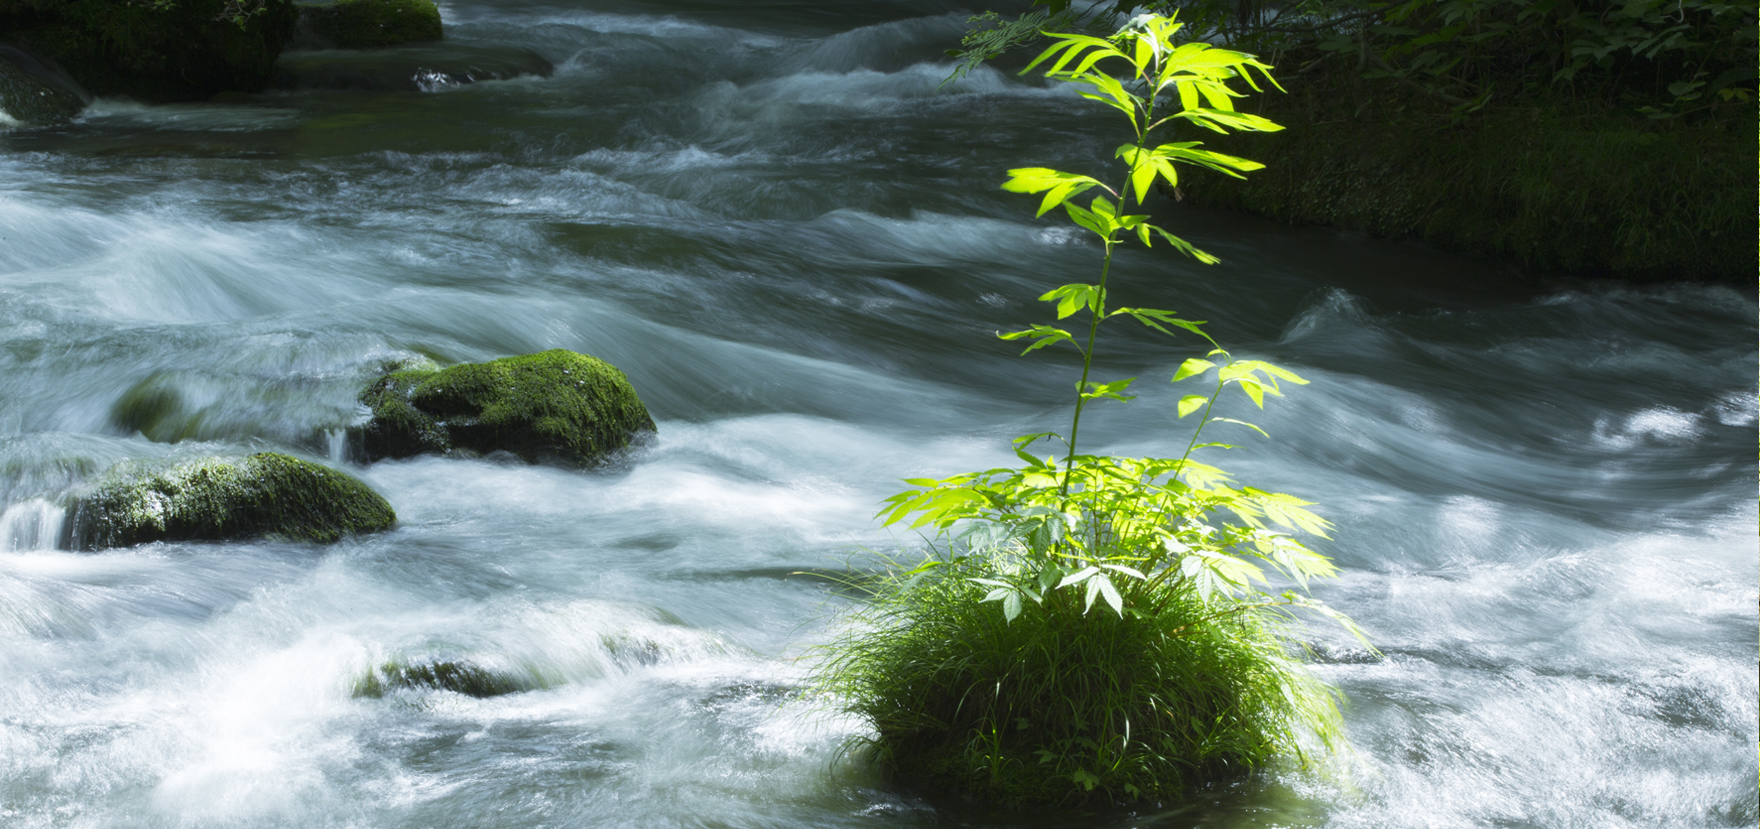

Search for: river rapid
xmin=0 ymin=2 xmax=1754 ymax=826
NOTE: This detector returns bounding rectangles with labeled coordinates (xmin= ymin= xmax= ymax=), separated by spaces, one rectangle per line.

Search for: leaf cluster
xmin=994 ymin=15 xmax=1282 ymax=259
xmin=878 ymin=350 xmax=1362 ymax=640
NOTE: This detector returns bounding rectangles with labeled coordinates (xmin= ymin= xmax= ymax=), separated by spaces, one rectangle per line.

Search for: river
xmin=0 ymin=2 xmax=1755 ymax=826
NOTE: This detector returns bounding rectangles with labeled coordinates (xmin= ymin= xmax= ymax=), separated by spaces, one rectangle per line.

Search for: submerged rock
xmin=0 ymin=46 xmax=86 ymax=126
xmin=350 ymin=350 xmax=656 ymax=467
xmin=274 ymin=43 xmax=553 ymax=92
xmin=353 ymin=658 xmax=534 ymax=698
xmin=68 ymin=452 xmax=395 ymax=550
xmin=108 ymin=372 xmax=190 ymax=443
xmin=0 ymin=0 xmax=299 ymax=102
xmin=293 ymin=0 xmax=443 ymax=50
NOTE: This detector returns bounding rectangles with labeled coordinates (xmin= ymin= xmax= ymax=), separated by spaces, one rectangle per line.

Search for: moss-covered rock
xmin=350 ymin=349 xmax=656 ymax=467
xmin=352 ymin=658 xmax=535 ymax=698
xmin=293 ymin=0 xmax=442 ymax=50
xmin=69 ymin=452 xmax=395 ymax=550
xmin=0 ymin=0 xmax=299 ymax=102
xmin=0 ymin=46 xmax=85 ymax=125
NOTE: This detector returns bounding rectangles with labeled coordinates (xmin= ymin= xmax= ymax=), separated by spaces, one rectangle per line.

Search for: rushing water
xmin=1 ymin=2 xmax=1755 ymax=826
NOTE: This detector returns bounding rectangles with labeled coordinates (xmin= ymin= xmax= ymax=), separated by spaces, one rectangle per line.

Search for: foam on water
xmin=0 ymin=1 xmax=1752 ymax=827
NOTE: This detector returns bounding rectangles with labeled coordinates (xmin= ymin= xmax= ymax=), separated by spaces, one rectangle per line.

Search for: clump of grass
xmin=820 ymin=546 xmax=1344 ymax=806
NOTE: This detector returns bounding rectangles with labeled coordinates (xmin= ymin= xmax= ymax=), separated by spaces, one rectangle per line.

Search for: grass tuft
xmin=816 ymin=546 xmax=1344 ymax=807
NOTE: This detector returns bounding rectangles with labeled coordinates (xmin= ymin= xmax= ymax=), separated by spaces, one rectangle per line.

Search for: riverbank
xmin=1182 ymin=74 xmax=1754 ymax=285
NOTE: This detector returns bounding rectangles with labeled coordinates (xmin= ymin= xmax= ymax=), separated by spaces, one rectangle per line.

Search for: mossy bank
xmin=1180 ymin=78 xmax=1754 ymax=284
xmin=69 ymin=452 xmax=395 ymax=550
xmin=350 ymin=350 xmax=657 ymax=467
xmin=0 ymin=0 xmax=299 ymax=102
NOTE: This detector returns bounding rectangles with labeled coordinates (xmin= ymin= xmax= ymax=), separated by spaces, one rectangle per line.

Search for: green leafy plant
xmin=817 ymin=13 xmax=1370 ymax=806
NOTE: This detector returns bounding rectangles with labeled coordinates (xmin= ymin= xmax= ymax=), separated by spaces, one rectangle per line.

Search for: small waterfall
xmin=0 ymin=498 xmax=67 ymax=552
xmin=325 ymin=428 xmax=349 ymax=464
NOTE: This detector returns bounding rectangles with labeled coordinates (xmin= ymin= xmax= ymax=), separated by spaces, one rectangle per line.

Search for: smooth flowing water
xmin=1 ymin=2 xmax=1754 ymax=826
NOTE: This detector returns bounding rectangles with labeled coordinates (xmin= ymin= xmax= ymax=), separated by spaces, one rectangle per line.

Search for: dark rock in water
xmin=350 ymin=350 xmax=656 ymax=467
xmin=68 ymin=452 xmax=395 ymax=550
xmin=293 ymin=0 xmax=443 ymax=50
xmin=107 ymin=369 xmax=353 ymax=448
xmin=353 ymin=659 xmax=534 ymax=698
xmin=108 ymin=372 xmax=189 ymax=443
xmin=0 ymin=0 xmax=299 ymax=102
xmin=274 ymin=43 xmax=553 ymax=92
xmin=0 ymin=45 xmax=87 ymax=125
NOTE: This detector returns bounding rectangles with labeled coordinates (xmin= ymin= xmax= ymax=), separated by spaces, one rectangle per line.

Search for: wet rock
xmin=68 ymin=452 xmax=395 ymax=550
xmin=0 ymin=0 xmax=300 ymax=102
xmin=108 ymin=373 xmax=189 ymax=443
xmin=107 ymin=369 xmax=352 ymax=449
xmin=293 ymin=0 xmax=443 ymax=50
xmin=0 ymin=46 xmax=86 ymax=125
xmin=353 ymin=658 xmax=534 ymax=698
xmin=273 ymin=43 xmax=553 ymax=92
xmin=350 ymin=349 xmax=656 ymax=467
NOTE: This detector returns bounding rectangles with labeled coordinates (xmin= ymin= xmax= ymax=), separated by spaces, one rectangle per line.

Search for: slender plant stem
xmin=1059 ymin=241 xmax=1114 ymax=497
xmin=1175 ymin=372 xmax=1228 ymax=481
xmin=1058 ymin=53 xmax=1163 ymax=498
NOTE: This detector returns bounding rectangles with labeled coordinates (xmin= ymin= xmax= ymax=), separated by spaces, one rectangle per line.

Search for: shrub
xmin=815 ymin=14 xmax=1369 ymax=807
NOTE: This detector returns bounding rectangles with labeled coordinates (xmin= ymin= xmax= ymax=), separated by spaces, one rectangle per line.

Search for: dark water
xmin=1 ymin=2 xmax=1754 ymax=826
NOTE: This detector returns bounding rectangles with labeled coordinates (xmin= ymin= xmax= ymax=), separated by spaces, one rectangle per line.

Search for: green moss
xmin=353 ymin=658 xmax=533 ymax=698
xmin=356 ymin=369 xmax=451 ymax=457
xmin=296 ymin=0 xmax=442 ymax=50
xmin=1182 ymin=80 xmax=1754 ymax=283
xmin=351 ymin=349 xmax=656 ymax=467
xmin=71 ymin=452 xmax=395 ymax=550
xmin=0 ymin=0 xmax=299 ymax=102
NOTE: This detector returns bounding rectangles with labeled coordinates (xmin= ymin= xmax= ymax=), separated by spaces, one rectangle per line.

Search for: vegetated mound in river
xmin=350 ymin=350 xmax=657 ymax=467
xmin=68 ymin=452 xmax=395 ymax=550
xmin=825 ymin=558 xmax=1341 ymax=807
xmin=0 ymin=0 xmax=299 ymax=102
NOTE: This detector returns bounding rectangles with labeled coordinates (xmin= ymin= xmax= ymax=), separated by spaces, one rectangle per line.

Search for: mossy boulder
xmin=0 ymin=0 xmax=299 ymax=102
xmin=0 ymin=46 xmax=85 ymax=125
xmin=349 ymin=350 xmax=656 ymax=467
xmin=69 ymin=452 xmax=395 ymax=550
xmin=293 ymin=0 xmax=442 ymax=50
xmin=353 ymin=658 xmax=535 ymax=698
